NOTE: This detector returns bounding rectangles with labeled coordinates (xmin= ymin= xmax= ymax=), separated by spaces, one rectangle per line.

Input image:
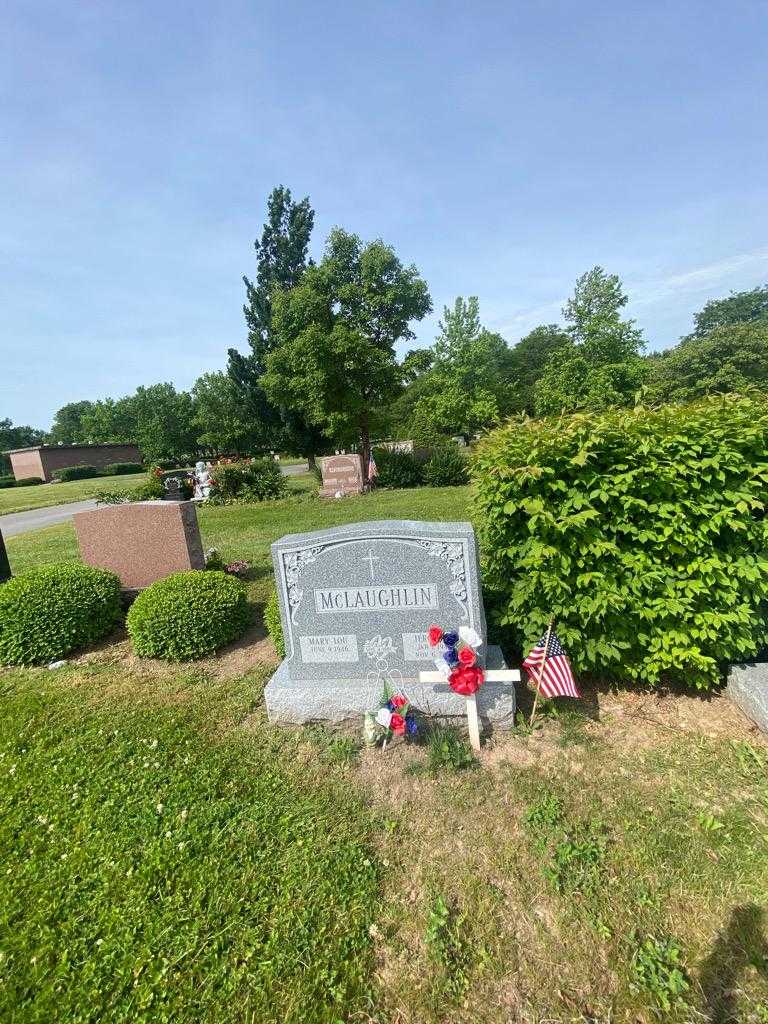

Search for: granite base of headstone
xmin=319 ymin=454 xmax=365 ymax=497
xmin=74 ymin=500 xmax=205 ymax=590
xmin=264 ymin=519 xmax=516 ymax=728
xmin=0 ymin=528 xmax=11 ymax=583
xmin=727 ymin=662 xmax=768 ymax=735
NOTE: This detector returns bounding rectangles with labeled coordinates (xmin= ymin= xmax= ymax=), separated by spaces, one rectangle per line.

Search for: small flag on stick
xmin=523 ymin=624 xmax=579 ymax=725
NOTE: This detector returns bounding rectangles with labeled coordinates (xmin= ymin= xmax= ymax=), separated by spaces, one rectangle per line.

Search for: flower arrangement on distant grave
xmin=224 ymin=560 xmax=249 ymax=578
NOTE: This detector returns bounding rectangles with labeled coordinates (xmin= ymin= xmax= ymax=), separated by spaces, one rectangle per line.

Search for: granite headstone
xmin=74 ymin=500 xmax=205 ymax=590
xmin=727 ymin=662 xmax=768 ymax=735
xmin=0 ymin=528 xmax=10 ymax=583
xmin=319 ymin=454 xmax=365 ymax=497
xmin=264 ymin=519 xmax=515 ymax=727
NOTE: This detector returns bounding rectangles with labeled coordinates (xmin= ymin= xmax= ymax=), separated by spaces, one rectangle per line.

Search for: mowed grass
xmin=5 ymin=476 xmax=472 ymax=599
xmin=0 ymin=473 xmax=147 ymax=515
xmin=3 ymin=479 xmax=768 ymax=1020
xmin=0 ymin=667 xmax=379 ymax=1024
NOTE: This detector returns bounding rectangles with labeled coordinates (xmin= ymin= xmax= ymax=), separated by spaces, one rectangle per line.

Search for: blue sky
xmin=2 ymin=1 xmax=767 ymax=428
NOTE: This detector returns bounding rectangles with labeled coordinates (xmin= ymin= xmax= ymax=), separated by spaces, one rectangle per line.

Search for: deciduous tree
xmin=263 ymin=228 xmax=431 ymax=477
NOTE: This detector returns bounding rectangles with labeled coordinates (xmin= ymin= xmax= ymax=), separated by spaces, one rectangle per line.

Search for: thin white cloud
xmin=631 ymin=249 xmax=768 ymax=307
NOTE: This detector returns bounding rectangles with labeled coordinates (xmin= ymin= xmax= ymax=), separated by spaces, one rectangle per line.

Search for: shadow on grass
xmin=699 ymin=904 xmax=768 ymax=1023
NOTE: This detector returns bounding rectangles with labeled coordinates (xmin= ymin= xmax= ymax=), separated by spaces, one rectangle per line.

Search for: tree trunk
xmin=359 ymin=410 xmax=371 ymax=485
xmin=306 ymin=453 xmax=317 ymax=472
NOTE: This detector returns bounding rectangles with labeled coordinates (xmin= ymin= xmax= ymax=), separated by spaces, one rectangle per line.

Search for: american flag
xmin=523 ymin=630 xmax=580 ymax=699
xmin=368 ymin=455 xmax=378 ymax=479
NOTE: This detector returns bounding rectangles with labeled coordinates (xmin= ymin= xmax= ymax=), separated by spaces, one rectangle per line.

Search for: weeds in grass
xmin=425 ymin=895 xmax=470 ymax=1001
xmin=524 ymin=791 xmax=607 ymax=897
xmin=629 ymin=934 xmax=690 ymax=1012
xmin=323 ymin=737 xmax=360 ymax=767
xmin=425 ymin=725 xmax=477 ymax=773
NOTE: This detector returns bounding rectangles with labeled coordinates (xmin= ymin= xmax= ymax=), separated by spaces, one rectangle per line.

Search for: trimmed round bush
xmin=372 ymin=448 xmax=423 ymax=489
xmin=14 ymin=477 xmax=44 ymax=487
xmin=473 ymin=394 xmax=768 ymax=690
xmin=126 ymin=571 xmax=251 ymax=660
xmin=264 ymin=587 xmax=285 ymax=657
xmin=0 ymin=563 xmax=121 ymax=666
xmin=0 ymin=475 xmax=15 ymax=489
xmin=423 ymin=445 xmax=470 ymax=487
xmin=53 ymin=465 xmax=102 ymax=482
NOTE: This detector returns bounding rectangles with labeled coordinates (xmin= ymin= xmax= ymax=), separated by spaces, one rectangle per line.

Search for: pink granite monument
xmin=74 ymin=501 xmax=205 ymax=590
xmin=319 ymin=454 xmax=365 ymax=497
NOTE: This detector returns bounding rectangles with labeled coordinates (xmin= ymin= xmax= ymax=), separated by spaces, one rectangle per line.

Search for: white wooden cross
xmin=418 ymin=667 xmax=521 ymax=752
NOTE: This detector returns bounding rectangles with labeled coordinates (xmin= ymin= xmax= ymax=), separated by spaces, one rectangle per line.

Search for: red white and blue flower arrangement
xmin=373 ymin=688 xmax=419 ymax=744
xmin=427 ymin=625 xmax=485 ymax=695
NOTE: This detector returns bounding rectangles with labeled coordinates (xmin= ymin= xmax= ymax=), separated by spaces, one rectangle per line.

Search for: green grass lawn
xmin=0 ymin=473 xmax=147 ymax=515
xmin=2 ymin=481 xmax=768 ymax=1021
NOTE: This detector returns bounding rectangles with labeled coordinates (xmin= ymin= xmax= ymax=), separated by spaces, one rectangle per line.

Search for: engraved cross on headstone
xmin=363 ymin=550 xmax=380 ymax=580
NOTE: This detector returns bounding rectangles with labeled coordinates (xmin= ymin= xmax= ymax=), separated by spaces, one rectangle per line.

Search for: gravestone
xmin=264 ymin=519 xmax=515 ymax=727
xmin=319 ymin=454 xmax=365 ymax=497
xmin=0 ymin=528 xmax=10 ymax=583
xmin=74 ymin=500 xmax=205 ymax=590
xmin=727 ymin=662 xmax=768 ymax=735
xmin=163 ymin=476 xmax=185 ymax=501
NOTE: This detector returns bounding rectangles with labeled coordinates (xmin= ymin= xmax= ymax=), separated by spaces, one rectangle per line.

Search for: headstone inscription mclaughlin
xmin=264 ymin=519 xmax=516 ymax=727
xmin=0 ymin=528 xmax=11 ymax=583
xmin=319 ymin=454 xmax=365 ymax=497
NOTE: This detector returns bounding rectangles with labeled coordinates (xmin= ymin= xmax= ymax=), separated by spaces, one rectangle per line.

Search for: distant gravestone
xmin=727 ymin=662 xmax=768 ymax=735
xmin=0 ymin=528 xmax=10 ymax=583
xmin=163 ymin=476 xmax=185 ymax=501
xmin=74 ymin=501 xmax=205 ymax=590
xmin=265 ymin=519 xmax=515 ymax=726
xmin=319 ymin=454 xmax=365 ymax=497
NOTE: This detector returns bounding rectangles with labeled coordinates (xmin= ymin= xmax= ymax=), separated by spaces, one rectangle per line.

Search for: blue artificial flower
xmin=387 ymin=700 xmax=395 ymax=712
xmin=445 ymin=646 xmax=459 ymax=666
xmin=443 ymin=631 xmax=459 ymax=648
xmin=406 ymin=715 xmax=418 ymax=735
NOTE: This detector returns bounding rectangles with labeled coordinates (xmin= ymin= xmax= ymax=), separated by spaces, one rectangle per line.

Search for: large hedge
xmin=0 ymin=563 xmax=121 ymax=665
xmin=473 ymin=395 xmax=768 ymax=689
xmin=126 ymin=571 xmax=250 ymax=660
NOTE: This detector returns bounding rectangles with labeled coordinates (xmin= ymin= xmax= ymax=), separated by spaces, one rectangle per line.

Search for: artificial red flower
xmin=457 ymin=645 xmax=477 ymax=667
xmin=448 ymin=665 xmax=485 ymax=696
xmin=390 ymin=694 xmax=407 ymax=709
xmin=390 ymin=713 xmax=406 ymax=735
xmin=427 ymin=626 xmax=444 ymax=647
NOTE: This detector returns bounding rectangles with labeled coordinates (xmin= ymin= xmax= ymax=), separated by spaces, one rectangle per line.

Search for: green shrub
xmin=94 ymin=473 xmax=165 ymax=505
xmin=209 ymin=459 xmax=286 ymax=503
xmin=0 ymin=563 xmax=121 ymax=665
xmin=473 ymin=395 xmax=768 ymax=689
xmin=103 ymin=462 xmax=144 ymax=475
xmin=14 ymin=477 xmax=44 ymax=487
xmin=53 ymin=465 xmax=102 ymax=482
xmin=372 ymin=448 xmax=423 ymax=489
xmin=126 ymin=571 xmax=251 ymax=660
xmin=423 ymin=446 xmax=470 ymax=487
xmin=0 ymin=475 xmax=15 ymax=489
xmin=264 ymin=588 xmax=285 ymax=657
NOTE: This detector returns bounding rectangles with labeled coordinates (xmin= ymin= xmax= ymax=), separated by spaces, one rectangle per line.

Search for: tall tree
xmin=534 ymin=267 xmax=646 ymax=415
xmin=689 ymin=284 xmax=768 ymax=339
xmin=263 ymin=228 xmax=432 ymax=477
xmin=227 ymin=186 xmax=324 ymax=464
xmin=507 ymin=324 xmax=571 ymax=411
xmin=191 ymin=372 xmax=261 ymax=456
xmin=48 ymin=400 xmax=96 ymax=444
xmin=645 ymin=322 xmax=768 ymax=403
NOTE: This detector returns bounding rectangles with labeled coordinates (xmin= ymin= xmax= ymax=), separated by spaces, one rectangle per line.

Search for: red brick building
xmin=4 ymin=443 xmax=142 ymax=482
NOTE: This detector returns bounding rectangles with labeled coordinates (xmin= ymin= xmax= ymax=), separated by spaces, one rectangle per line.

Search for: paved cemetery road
xmin=0 ymin=463 xmax=310 ymax=538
